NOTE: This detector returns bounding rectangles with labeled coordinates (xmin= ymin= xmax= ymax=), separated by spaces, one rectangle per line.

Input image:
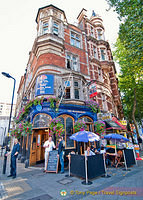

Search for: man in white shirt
xmin=43 ymin=136 xmax=55 ymax=172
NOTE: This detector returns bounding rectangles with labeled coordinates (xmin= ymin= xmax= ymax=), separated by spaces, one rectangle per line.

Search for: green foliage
xmin=106 ymin=0 xmax=143 ymax=124
xmin=11 ymin=121 xmax=32 ymax=139
xmin=49 ymin=118 xmax=64 ymax=139
xmin=73 ymin=120 xmax=87 ymax=133
xmin=16 ymin=96 xmax=60 ymax=123
xmin=85 ymin=100 xmax=100 ymax=113
xmin=94 ymin=121 xmax=106 ymax=136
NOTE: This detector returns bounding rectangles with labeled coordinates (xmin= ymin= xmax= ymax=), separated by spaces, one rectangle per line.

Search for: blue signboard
xmin=35 ymin=74 xmax=54 ymax=96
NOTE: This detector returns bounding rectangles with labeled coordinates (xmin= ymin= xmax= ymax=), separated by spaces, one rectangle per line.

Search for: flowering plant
xmin=85 ymin=100 xmax=100 ymax=113
xmin=94 ymin=120 xmax=106 ymax=136
xmin=11 ymin=121 xmax=32 ymax=138
xmin=73 ymin=120 xmax=87 ymax=133
xmin=16 ymin=96 xmax=60 ymax=123
xmin=49 ymin=118 xmax=64 ymax=139
xmin=43 ymin=96 xmax=59 ymax=111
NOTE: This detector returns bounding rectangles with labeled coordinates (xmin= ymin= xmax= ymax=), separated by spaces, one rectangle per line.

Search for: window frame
xmin=53 ymin=21 xmax=59 ymax=36
xmin=74 ymin=81 xmax=80 ymax=99
xmin=66 ymin=53 xmax=79 ymax=72
xmin=100 ymin=48 xmax=106 ymax=61
xmin=70 ymin=31 xmax=81 ymax=48
xmin=43 ymin=21 xmax=49 ymax=34
xmin=97 ymin=29 xmax=103 ymax=40
xmin=58 ymin=115 xmax=75 ymax=149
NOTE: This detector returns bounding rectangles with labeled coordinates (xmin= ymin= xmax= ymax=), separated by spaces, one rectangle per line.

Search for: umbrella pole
xmin=65 ymin=153 xmax=71 ymax=177
xmin=82 ymin=154 xmax=92 ymax=185
xmin=84 ymin=142 xmax=86 ymax=151
xmin=115 ymin=139 xmax=117 ymax=155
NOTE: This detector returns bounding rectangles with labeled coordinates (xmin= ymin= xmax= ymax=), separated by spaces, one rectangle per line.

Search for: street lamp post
xmin=1 ymin=72 xmax=16 ymax=174
xmin=2 ymin=72 xmax=16 ymax=136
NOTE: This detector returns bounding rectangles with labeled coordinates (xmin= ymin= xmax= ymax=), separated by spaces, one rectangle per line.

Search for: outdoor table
xmin=106 ymin=153 xmax=118 ymax=166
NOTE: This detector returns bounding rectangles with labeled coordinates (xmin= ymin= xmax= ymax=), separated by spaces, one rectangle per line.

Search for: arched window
xmin=58 ymin=115 xmax=75 ymax=149
xmin=33 ymin=113 xmax=51 ymax=129
xmin=79 ymin=116 xmax=94 ymax=132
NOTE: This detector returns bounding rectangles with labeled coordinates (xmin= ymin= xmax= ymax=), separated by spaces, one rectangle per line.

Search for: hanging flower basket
xmin=73 ymin=120 xmax=87 ymax=133
xmin=16 ymin=96 xmax=60 ymax=123
xmin=94 ymin=120 xmax=106 ymax=136
xmin=85 ymin=100 xmax=100 ymax=113
xmin=49 ymin=118 xmax=64 ymax=139
xmin=11 ymin=121 xmax=33 ymax=139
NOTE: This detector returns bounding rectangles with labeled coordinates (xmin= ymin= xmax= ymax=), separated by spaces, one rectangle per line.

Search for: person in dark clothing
xmin=7 ymin=139 xmax=20 ymax=179
xmin=57 ymin=136 xmax=65 ymax=173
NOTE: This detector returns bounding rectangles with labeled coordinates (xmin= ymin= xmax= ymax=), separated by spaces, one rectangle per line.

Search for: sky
xmin=0 ymin=0 xmax=120 ymax=104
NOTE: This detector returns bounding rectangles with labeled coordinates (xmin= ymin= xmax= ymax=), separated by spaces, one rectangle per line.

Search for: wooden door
xmin=36 ymin=133 xmax=41 ymax=162
xmin=41 ymin=130 xmax=49 ymax=160
xmin=30 ymin=132 xmax=37 ymax=165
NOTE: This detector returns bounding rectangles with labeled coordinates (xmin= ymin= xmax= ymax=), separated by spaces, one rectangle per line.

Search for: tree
xmin=106 ymin=0 xmax=143 ymax=137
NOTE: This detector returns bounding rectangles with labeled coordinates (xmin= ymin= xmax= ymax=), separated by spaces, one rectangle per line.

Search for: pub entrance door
xmin=30 ymin=129 xmax=49 ymax=166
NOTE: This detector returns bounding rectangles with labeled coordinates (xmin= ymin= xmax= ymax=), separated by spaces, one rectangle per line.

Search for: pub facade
xmin=15 ymin=4 xmax=123 ymax=166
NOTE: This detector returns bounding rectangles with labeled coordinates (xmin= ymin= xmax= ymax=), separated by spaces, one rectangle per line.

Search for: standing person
xmin=43 ymin=136 xmax=55 ymax=172
xmin=7 ymin=138 xmax=20 ymax=179
xmin=58 ymin=136 xmax=65 ymax=174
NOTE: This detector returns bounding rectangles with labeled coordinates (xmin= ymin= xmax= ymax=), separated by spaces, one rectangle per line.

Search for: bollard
xmin=3 ymin=153 xmax=7 ymax=174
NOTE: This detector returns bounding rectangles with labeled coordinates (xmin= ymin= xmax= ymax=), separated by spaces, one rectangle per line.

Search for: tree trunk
xmin=132 ymin=88 xmax=139 ymax=138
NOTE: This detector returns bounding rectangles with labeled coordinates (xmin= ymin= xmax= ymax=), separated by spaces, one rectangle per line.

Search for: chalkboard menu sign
xmin=124 ymin=149 xmax=136 ymax=168
xmin=46 ymin=150 xmax=59 ymax=173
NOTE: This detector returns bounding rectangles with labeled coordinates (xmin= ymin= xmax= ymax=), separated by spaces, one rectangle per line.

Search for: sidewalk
xmin=0 ymin=152 xmax=143 ymax=200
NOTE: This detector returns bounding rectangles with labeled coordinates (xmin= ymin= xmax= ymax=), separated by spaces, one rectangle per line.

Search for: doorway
xmin=29 ymin=129 xmax=49 ymax=166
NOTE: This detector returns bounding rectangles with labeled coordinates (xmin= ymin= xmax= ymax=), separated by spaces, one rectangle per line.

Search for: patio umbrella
xmin=70 ymin=130 xmax=100 ymax=142
xmin=70 ymin=130 xmax=100 ymax=185
xmin=104 ymin=134 xmax=129 ymax=154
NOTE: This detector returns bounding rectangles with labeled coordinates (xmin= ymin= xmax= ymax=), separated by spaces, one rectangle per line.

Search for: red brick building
xmin=16 ymin=4 xmax=123 ymax=119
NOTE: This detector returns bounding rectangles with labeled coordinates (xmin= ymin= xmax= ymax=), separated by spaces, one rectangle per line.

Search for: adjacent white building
xmin=0 ymin=102 xmax=15 ymax=145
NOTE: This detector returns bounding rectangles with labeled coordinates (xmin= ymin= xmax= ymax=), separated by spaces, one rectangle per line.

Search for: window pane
xmin=65 ymin=88 xmax=70 ymax=99
xmin=71 ymin=32 xmax=75 ymax=38
xmin=101 ymin=49 xmax=105 ymax=60
xmin=43 ymin=28 xmax=48 ymax=34
xmin=74 ymin=89 xmax=79 ymax=99
xmin=66 ymin=117 xmax=74 ymax=148
xmin=74 ymin=81 xmax=78 ymax=87
xmin=76 ymin=40 xmax=80 ymax=48
xmin=71 ymin=38 xmax=75 ymax=46
xmin=43 ymin=22 xmax=48 ymax=27
xmin=76 ymin=35 xmax=80 ymax=40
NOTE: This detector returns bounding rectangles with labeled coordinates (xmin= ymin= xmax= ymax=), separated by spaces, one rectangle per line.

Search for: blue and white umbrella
xmin=70 ymin=130 xmax=100 ymax=142
xmin=104 ymin=134 xmax=129 ymax=143
xmin=104 ymin=133 xmax=129 ymax=154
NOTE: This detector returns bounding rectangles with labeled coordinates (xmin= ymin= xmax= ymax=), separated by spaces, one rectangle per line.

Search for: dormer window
xmin=71 ymin=32 xmax=81 ymax=48
xmin=43 ymin=22 xmax=49 ymax=34
xmin=53 ymin=22 xmax=59 ymax=35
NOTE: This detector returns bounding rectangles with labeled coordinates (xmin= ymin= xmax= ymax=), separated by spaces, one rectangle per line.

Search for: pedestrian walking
xmin=43 ymin=136 xmax=55 ymax=172
xmin=7 ymin=138 xmax=20 ymax=179
xmin=58 ymin=136 xmax=65 ymax=174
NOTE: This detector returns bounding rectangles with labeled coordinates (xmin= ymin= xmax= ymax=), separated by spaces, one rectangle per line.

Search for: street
xmin=0 ymin=152 xmax=143 ymax=200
